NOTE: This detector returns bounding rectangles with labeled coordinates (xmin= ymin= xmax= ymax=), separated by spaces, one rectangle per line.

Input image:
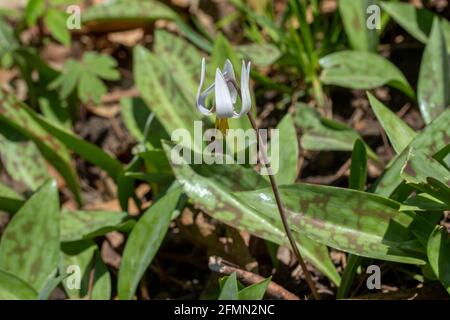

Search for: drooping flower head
xmin=196 ymin=58 xmax=251 ymax=134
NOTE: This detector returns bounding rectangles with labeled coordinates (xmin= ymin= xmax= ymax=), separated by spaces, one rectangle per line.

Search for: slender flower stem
xmin=229 ymin=79 xmax=320 ymax=300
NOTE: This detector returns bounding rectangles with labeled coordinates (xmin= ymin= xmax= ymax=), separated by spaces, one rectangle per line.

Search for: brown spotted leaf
xmin=0 ymin=180 xmax=60 ymax=292
xmin=162 ymin=141 xmax=341 ymax=285
xmin=236 ymin=184 xmax=428 ymax=264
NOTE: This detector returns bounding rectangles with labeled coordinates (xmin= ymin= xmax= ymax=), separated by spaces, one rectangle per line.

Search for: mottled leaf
xmin=373 ymin=109 xmax=450 ymax=197
xmin=427 ymin=226 xmax=450 ymax=294
xmin=0 ymin=269 xmax=37 ymax=300
xmin=236 ymin=43 xmax=281 ymax=66
xmin=339 ymin=0 xmax=378 ymax=51
xmin=61 ymin=210 xmax=133 ymax=243
xmin=367 ymin=93 xmax=416 ymax=154
xmin=0 ymin=180 xmax=60 ymax=292
xmin=162 ymin=141 xmax=341 ymax=285
xmin=236 ymin=184 xmax=427 ymax=264
xmin=418 ymin=19 xmax=450 ymax=124
xmin=320 ymin=51 xmax=414 ymax=98
xmin=118 ymin=187 xmax=183 ymax=300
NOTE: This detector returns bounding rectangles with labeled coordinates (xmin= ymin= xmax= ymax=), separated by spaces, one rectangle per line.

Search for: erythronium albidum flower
xmin=196 ymin=58 xmax=251 ymax=134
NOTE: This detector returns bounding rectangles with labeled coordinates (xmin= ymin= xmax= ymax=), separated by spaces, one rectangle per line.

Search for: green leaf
xmin=401 ymin=148 xmax=450 ymax=206
xmin=401 ymin=193 xmax=449 ymax=212
xmin=133 ymin=45 xmax=202 ymax=144
xmin=349 ymin=139 xmax=368 ymax=190
xmin=154 ymin=30 xmax=202 ymax=103
xmin=320 ymin=51 xmax=415 ymax=99
xmin=0 ymin=18 xmax=19 ymax=58
xmin=427 ymin=226 xmax=450 ymax=294
xmin=294 ymin=103 xmax=379 ymax=161
xmin=25 ymin=0 xmax=45 ymax=26
xmin=0 ymin=182 xmax=23 ymax=214
xmin=38 ymin=273 xmax=67 ymax=300
xmin=0 ymin=269 xmax=38 ymax=299
xmin=418 ymin=19 xmax=450 ymax=124
xmin=162 ymin=141 xmax=341 ymax=285
xmin=61 ymin=210 xmax=133 ymax=242
xmin=337 ymin=254 xmax=363 ymax=299
xmin=236 ymin=43 xmax=281 ymax=66
xmin=367 ymin=93 xmax=416 ymax=154
xmin=120 ymin=97 xmax=151 ymax=142
xmin=272 ymin=113 xmax=299 ymax=185
xmin=218 ymin=273 xmax=239 ymax=300
xmin=238 ymin=276 xmax=270 ymax=300
xmin=381 ymin=2 xmax=450 ymax=52
xmin=118 ymin=187 xmax=183 ymax=300
xmin=0 ymin=89 xmax=82 ymax=204
xmin=44 ymin=9 xmax=70 ymax=46
xmin=90 ymin=253 xmax=111 ymax=300
xmin=339 ymin=0 xmax=378 ymax=51
xmin=0 ymin=180 xmax=60 ymax=292
xmin=236 ymin=184 xmax=427 ymax=264
xmin=0 ymin=124 xmax=50 ymax=190
xmin=373 ymin=109 xmax=450 ymax=197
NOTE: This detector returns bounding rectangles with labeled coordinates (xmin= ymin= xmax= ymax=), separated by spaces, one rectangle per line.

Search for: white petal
xmin=215 ymin=68 xmax=234 ymax=118
xmin=233 ymin=61 xmax=252 ymax=118
xmin=223 ymin=59 xmax=237 ymax=103
xmin=196 ymin=58 xmax=213 ymax=116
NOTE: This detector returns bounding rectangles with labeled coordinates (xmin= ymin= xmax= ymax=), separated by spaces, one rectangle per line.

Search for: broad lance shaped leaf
xmin=0 ymin=89 xmax=81 ymax=204
xmin=236 ymin=43 xmax=281 ymax=67
xmin=133 ymin=45 xmax=203 ymax=151
xmin=418 ymin=19 xmax=450 ymax=124
xmin=236 ymin=184 xmax=427 ymax=264
xmin=238 ymin=277 xmax=271 ymax=300
xmin=294 ymin=103 xmax=379 ymax=162
xmin=320 ymin=51 xmax=414 ymax=99
xmin=374 ymin=109 xmax=450 ymax=196
xmin=154 ymin=30 xmax=202 ymax=103
xmin=162 ymin=141 xmax=341 ymax=285
xmin=367 ymin=93 xmax=416 ymax=154
xmin=427 ymin=226 xmax=450 ymax=294
xmin=401 ymin=149 xmax=450 ymax=206
xmin=381 ymin=2 xmax=450 ymax=52
xmin=0 ymin=269 xmax=37 ymax=300
xmin=0 ymin=180 xmax=60 ymax=292
xmin=338 ymin=0 xmax=378 ymax=52
xmin=61 ymin=210 xmax=133 ymax=243
xmin=118 ymin=187 xmax=183 ymax=300
xmin=218 ymin=273 xmax=239 ymax=300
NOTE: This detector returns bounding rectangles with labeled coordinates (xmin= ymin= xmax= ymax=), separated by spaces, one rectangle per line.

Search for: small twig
xmin=228 ymin=79 xmax=320 ymax=300
xmin=208 ymin=256 xmax=300 ymax=300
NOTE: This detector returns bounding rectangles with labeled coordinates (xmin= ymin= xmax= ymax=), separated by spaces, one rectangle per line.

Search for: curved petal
xmin=223 ymin=59 xmax=237 ymax=103
xmin=215 ymin=68 xmax=234 ymax=119
xmin=196 ymin=58 xmax=213 ymax=116
xmin=233 ymin=61 xmax=252 ymax=118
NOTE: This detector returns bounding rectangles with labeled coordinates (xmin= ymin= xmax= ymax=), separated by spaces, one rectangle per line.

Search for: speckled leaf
xmin=162 ymin=141 xmax=341 ymax=285
xmin=373 ymin=109 xmax=450 ymax=196
xmin=61 ymin=210 xmax=133 ymax=243
xmin=133 ymin=45 xmax=202 ymax=148
xmin=0 ymin=269 xmax=37 ymax=300
xmin=427 ymin=226 xmax=450 ymax=294
xmin=236 ymin=184 xmax=427 ymax=264
xmin=236 ymin=43 xmax=281 ymax=66
xmin=320 ymin=51 xmax=414 ymax=98
xmin=0 ymin=182 xmax=23 ymax=214
xmin=0 ymin=89 xmax=81 ymax=204
xmin=272 ymin=113 xmax=299 ymax=185
xmin=0 ymin=125 xmax=49 ymax=190
xmin=367 ymin=93 xmax=416 ymax=154
xmin=381 ymin=2 xmax=450 ymax=52
xmin=418 ymin=19 xmax=450 ymax=124
xmin=0 ymin=180 xmax=60 ymax=292
xmin=294 ymin=103 xmax=378 ymax=161
xmin=154 ymin=30 xmax=202 ymax=102
xmin=401 ymin=149 xmax=450 ymax=206
xmin=339 ymin=0 xmax=378 ymax=51
xmin=118 ymin=187 xmax=183 ymax=300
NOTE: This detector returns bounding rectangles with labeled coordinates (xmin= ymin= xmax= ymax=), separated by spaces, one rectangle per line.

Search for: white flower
xmin=196 ymin=58 xmax=251 ymax=119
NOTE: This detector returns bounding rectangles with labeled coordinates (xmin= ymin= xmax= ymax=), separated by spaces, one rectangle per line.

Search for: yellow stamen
xmin=215 ymin=117 xmax=229 ymax=136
